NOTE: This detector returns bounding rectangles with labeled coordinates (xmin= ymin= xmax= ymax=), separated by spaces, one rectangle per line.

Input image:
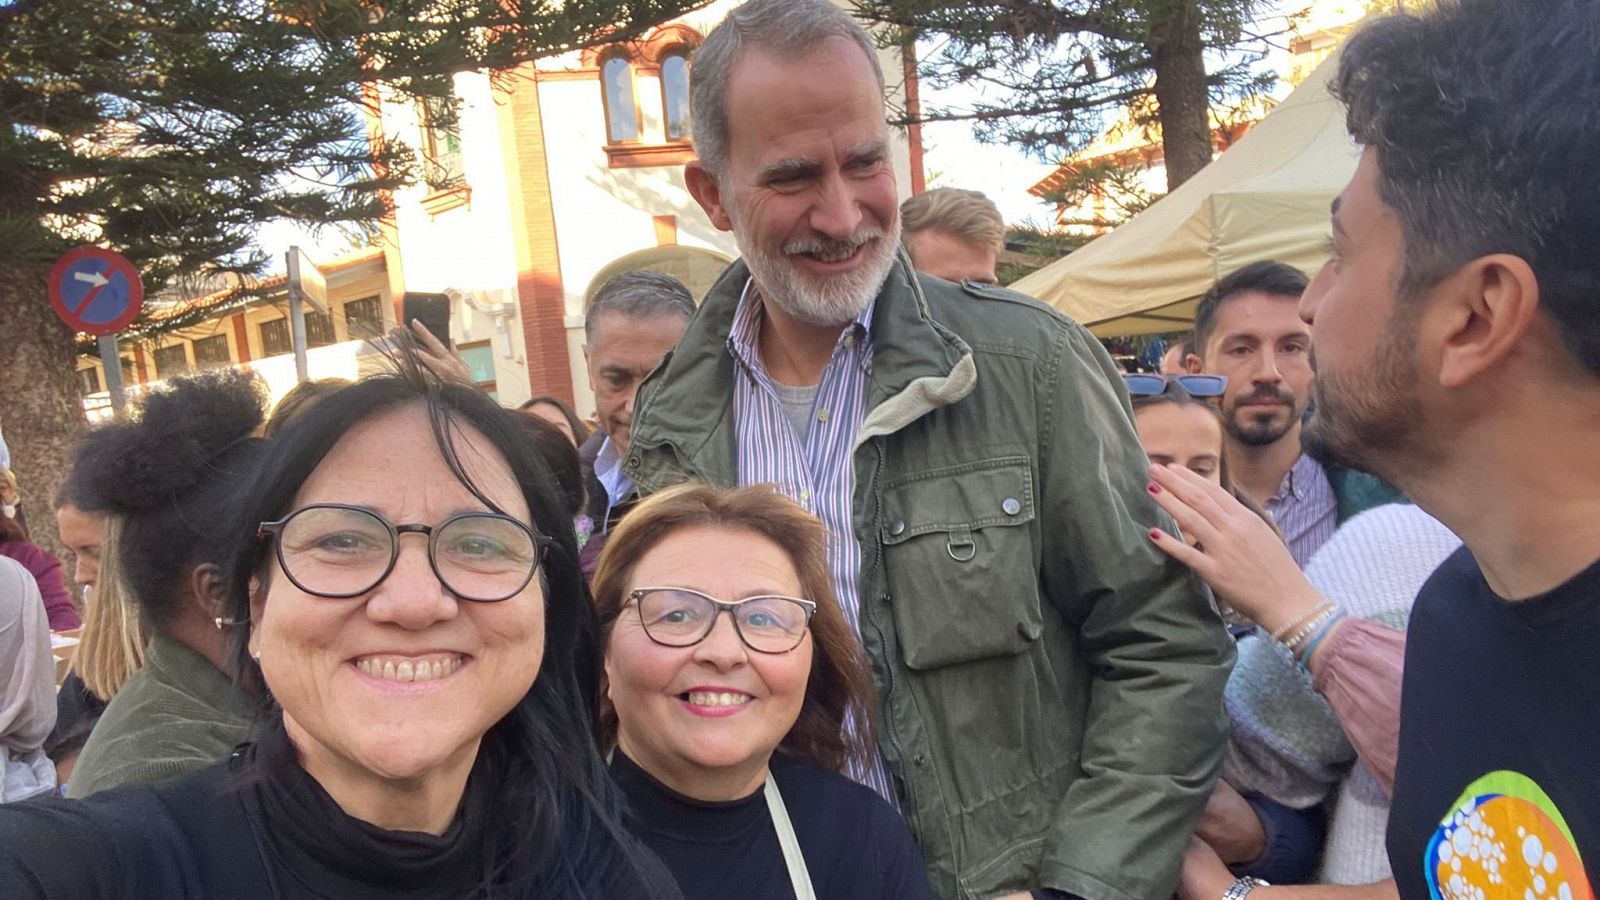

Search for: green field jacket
xmin=66 ymin=634 xmax=254 ymax=799
xmin=623 ymin=254 xmax=1235 ymax=900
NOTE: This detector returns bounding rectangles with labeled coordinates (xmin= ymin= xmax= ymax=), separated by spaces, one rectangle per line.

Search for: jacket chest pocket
xmin=880 ymin=456 xmax=1043 ymax=670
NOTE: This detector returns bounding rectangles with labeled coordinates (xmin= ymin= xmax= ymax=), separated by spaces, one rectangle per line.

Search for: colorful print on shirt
xmin=1425 ymin=770 xmax=1593 ymax=900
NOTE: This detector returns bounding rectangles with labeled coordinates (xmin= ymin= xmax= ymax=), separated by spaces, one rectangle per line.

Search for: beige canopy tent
xmin=1010 ymin=49 xmax=1361 ymax=337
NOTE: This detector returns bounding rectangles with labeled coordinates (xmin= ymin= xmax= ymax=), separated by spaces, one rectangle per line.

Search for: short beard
xmin=1226 ymin=411 xmax=1297 ymax=448
xmin=1222 ymin=387 xmax=1301 ymax=448
xmin=1302 ymin=319 xmax=1421 ymax=477
xmin=732 ymin=209 xmax=901 ymax=327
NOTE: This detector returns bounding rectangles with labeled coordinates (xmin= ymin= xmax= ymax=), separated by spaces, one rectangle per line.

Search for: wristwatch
xmin=1222 ymin=876 xmax=1270 ymax=900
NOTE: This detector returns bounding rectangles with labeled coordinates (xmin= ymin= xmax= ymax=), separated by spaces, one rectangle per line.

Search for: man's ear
xmin=685 ymin=161 xmax=733 ymax=232
xmin=1184 ymin=353 xmax=1205 ymax=375
xmin=1435 ymin=254 xmax=1542 ymax=390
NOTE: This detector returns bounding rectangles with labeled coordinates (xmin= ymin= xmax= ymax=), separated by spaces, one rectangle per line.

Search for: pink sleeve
xmin=1309 ymin=618 xmax=1405 ymax=794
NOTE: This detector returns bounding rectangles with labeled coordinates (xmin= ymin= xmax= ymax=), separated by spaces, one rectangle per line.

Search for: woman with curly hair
xmin=63 ymin=369 xmax=268 ymax=797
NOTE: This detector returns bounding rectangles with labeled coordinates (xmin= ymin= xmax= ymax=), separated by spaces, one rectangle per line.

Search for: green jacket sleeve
xmin=1034 ymin=323 xmax=1236 ymax=900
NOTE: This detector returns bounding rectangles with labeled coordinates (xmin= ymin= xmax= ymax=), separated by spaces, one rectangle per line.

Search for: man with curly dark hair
xmin=1293 ymin=1 xmax=1600 ymax=897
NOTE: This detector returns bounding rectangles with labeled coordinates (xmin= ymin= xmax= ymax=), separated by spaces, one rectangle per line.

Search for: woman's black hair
xmin=220 ymin=355 xmax=658 ymax=897
xmin=68 ymin=369 xmax=267 ymax=632
xmin=518 ymin=394 xmax=591 ymax=446
xmin=511 ymin=411 xmax=585 ymax=519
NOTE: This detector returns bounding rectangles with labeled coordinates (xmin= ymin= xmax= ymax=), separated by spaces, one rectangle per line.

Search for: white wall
xmin=386 ymin=71 xmax=533 ymax=406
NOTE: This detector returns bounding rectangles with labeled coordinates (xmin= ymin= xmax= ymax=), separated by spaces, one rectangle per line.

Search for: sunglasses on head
xmin=1121 ymin=372 xmax=1228 ymax=398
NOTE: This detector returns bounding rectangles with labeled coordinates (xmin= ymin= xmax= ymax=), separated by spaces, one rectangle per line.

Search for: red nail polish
xmin=1148 ymin=483 xmax=1161 ymax=494
xmin=1149 ymin=529 xmax=1162 ymax=541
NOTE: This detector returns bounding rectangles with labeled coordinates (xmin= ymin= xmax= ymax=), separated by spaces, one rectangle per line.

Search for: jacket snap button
xmin=889 ymin=519 xmax=906 ymax=536
xmin=1001 ymin=497 xmax=1021 ymax=516
xmin=914 ymin=754 xmax=927 ymax=767
xmin=628 ymin=455 xmax=640 ymax=467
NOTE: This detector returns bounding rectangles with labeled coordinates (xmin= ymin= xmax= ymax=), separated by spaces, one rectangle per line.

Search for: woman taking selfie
xmin=0 ymin=363 xmax=677 ymax=899
xmin=592 ymin=484 xmax=931 ymax=900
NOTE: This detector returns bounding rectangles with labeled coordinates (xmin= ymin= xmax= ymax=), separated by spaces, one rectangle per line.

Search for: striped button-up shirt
xmin=1265 ymin=453 xmax=1338 ymax=568
xmin=727 ymin=281 xmax=897 ymax=805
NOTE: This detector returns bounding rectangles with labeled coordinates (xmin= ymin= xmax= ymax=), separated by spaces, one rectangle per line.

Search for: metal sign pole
xmin=287 ymin=249 xmax=309 ymax=383
xmin=289 ymin=290 xmax=309 ymax=384
xmin=98 ymin=334 xmax=127 ymax=416
xmin=285 ymin=246 xmax=328 ymax=385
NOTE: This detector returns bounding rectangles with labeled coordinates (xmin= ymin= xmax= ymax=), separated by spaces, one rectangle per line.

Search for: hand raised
xmin=1145 ymin=463 xmax=1324 ymax=635
xmin=405 ymin=319 xmax=474 ymax=385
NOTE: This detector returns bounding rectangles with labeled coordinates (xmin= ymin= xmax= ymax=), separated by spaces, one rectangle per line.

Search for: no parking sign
xmin=48 ymin=246 xmax=144 ymax=335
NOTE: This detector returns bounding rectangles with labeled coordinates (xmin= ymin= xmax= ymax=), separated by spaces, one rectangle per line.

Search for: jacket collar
xmin=144 ymin=633 xmax=257 ymax=718
xmin=856 ymin=253 xmax=976 ymax=446
xmin=624 ymin=250 xmax=975 ymax=487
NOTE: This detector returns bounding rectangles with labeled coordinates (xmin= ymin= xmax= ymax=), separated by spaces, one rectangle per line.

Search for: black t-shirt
xmin=1388 ymin=546 xmax=1600 ymax=900
xmin=613 ymin=750 xmax=933 ymax=900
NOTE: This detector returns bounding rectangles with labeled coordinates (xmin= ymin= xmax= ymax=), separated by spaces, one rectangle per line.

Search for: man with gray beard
xmin=621 ymin=2 xmax=1233 ymax=898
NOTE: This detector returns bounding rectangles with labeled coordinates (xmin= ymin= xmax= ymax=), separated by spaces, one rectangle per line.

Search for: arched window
xmin=602 ymin=55 xmax=639 ymax=143
xmin=419 ymin=96 xmax=465 ymax=189
xmin=660 ymin=50 xmax=691 ymax=142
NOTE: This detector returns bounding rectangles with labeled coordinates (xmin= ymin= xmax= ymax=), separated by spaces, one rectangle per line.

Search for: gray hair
xmin=690 ymin=0 xmax=885 ymax=177
xmin=584 ymin=270 xmax=696 ymax=343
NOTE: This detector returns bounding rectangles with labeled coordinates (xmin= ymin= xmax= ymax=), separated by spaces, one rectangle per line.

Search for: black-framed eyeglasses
xmin=628 ymin=587 xmax=817 ymax=654
xmin=1122 ymin=372 xmax=1228 ymax=398
xmin=258 ymin=503 xmax=551 ymax=602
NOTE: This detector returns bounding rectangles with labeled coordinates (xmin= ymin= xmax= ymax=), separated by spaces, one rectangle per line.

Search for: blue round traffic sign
xmin=49 ymin=246 xmax=145 ymax=336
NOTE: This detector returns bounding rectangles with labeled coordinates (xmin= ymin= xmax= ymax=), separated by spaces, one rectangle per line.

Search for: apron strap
xmin=764 ymin=775 xmax=819 ymax=900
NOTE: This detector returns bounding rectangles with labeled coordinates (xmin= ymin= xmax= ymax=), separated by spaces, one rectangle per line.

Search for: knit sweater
xmin=1223 ymin=504 xmax=1461 ymax=884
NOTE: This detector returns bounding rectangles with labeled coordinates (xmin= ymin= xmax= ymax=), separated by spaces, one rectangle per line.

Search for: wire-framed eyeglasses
xmin=628 ymin=587 xmax=817 ymax=654
xmin=1121 ymin=372 xmax=1228 ymax=398
xmin=258 ymin=503 xmax=551 ymax=602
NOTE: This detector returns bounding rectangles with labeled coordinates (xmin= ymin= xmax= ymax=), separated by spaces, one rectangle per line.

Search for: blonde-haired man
xmin=901 ymin=187 xmax=1004 ymax=284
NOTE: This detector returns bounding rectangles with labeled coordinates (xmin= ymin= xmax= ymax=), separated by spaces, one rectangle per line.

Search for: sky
xmin=919 ymin=118 xmax=1062 ymax=230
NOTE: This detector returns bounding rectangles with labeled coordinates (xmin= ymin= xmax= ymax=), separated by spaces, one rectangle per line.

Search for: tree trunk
xmin=0 ymin=257 xmax=89 ymax=569
xmin=1149 ymin=0 xmax=1214 ymax=191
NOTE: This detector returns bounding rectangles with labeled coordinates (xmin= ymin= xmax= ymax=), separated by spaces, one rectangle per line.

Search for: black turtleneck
xmin=611 ymin=749 xmax=933 ymax=900
xmin=0 ymin=724 xmax=683 ymax=900
xmin=240 ymin=723 xmax=499 ymax=899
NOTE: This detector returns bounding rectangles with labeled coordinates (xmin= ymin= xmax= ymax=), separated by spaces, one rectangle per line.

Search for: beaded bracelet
xmin=1223 ymin=877 xmax=1270 ymax=900
xmin=1270 ymin=601 xmax=1334 ymax=643
xmin=1282 ymin=605 xmax=1341 ymax=654
xmin=1294 ymin=609 xmax=1348 ymax=672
